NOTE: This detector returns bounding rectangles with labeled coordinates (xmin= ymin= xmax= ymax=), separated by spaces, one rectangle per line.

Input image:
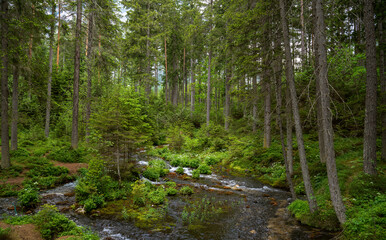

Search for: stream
xmin=0 ymin=154 xmax=335 ymax=240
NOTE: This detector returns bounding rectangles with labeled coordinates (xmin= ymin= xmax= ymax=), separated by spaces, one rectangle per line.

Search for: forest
xmin=0 ymin=0 xmax=385 ymax=239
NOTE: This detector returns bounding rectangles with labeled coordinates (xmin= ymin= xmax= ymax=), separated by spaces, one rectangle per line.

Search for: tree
xmin=206 ymin=0 xmax=213 ymax=127
xmin=363 ymin=0 xmax=377 ymax=175
xmin=1 ymin=0 xmax=10 ymax=169
xmin=45 ymin=4 xmax=55 ymax=138
xmin=279 ymin=0 xmax=317 ymax=212
xmin=314 ymin=0 xmax=346 ymax=224
xmin=71 ymin=0 xmax=82 ymax=149
xmin=86 ymin=0 xmax=95 ymax=142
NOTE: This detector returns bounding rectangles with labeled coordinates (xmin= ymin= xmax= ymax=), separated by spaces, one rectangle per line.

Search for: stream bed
xmin=0 ymin=154 xmax=335 ymax=240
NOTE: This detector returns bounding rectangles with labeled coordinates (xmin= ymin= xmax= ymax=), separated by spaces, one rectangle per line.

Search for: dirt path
xmin=0 ymin=222 xmax=43 ymax=240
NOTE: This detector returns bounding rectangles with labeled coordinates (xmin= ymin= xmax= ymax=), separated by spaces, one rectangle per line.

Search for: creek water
xmin=0 ymin=154 xmax=335 ymax=240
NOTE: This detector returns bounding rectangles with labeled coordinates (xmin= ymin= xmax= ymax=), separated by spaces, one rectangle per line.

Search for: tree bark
xmin=312 ymin=0 xmax=326 ymax=163
xmin=300 ymin=0 xmax=306 ymax=65
xmin=191 ymin=57 xmax=195 ymax=115
xmin=164 ymin=37 xmax=168 ymax=103
xmin=252 ymin=75 xmax=257 ymax=133
xmin=184 ymin=48 xmax=188 ymax=107
xmin=71 ymin=0 xmax=82 ymax=149
xmin=380 ymin=20 xmax=386 ymax=161
xmin=206 ymin=0 xmax=213 ymax=127
xmin=86 ymin=6 xmax=94 ymax=142
xmin=1 ymin=0 xmax=10 ymax=169
xmin=274 ymin=49 xmax=296 ymax=199
xmin=286 ymin=86 xmax=294 ymax=176
xmin=263 ymin=77 xmax=271 ymax=148
xmin=56 ymin=0 xmax=61 ymax=67
xmin=280 ymin=0 xmax=317 ymax=212
xmin=363 ymin=0 xmax=377 ymax=175
xmin=315 ymin=0 xmax=346 ymax=224
xmin=45 ymin=5 xmax=55 ymax=138
xmin=11 ymin=65 xmax=19 ymax=150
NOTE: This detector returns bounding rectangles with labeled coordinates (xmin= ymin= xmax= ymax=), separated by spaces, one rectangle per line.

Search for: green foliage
xmin=166 ymin=126 xmax=185 ymax=151
xmin=0 ymin=164 xmax=23 ymax=178
xmin=165 ymin=181 xmax=177 ymax=188
xmin=0 ymin=227 xmax=11 ymax=239
xmin=49 ymin=147 xmax=85 ymax=163
xmin=166 ymin=188 xmax=178 ymax=196
xmin=179 ymin=186 xmax=194 ymax=195
xmin=148 ymin=188 xmax=167 ymax=205
xmin=26 ymin=166 xmax=68 ymax=178
xmin=84 ymin=195 xmax=106 ymax=213
xmin=10 ymin=148 xmax=30 ymax=158
xmin=17 ymin=185 xmax=40 ymax=209
xmin=0 ymin=184 xmax=19 ymax=197
xmin=192 ymin=169 xmax=200 ymax=179
xmin=176 ymin=166 xmax=185 ymax=175
xmin=143 ymin=167 xmax=161 ymax=181
xmin=197 ymin=164 xmax=211 ymax=175
xmin=348 ymin=173 xmax=386 ymax=204
xmin=344 ymin=194 xmax=386 ymax=239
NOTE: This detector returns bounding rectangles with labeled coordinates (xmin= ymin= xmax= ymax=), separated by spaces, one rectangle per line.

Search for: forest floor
xmin=0 ymin=222 xmax=43 ymax=240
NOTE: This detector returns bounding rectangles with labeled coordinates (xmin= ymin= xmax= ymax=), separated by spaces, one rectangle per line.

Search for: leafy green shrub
xmin=0 ymin=227 xmax=11 ymax=239
xmin=204 ymin=155 xmax=220 ymax=166
xmin=348 ymin=173 xmax=386 ymax=204
xmin=176 ymin=166 xmax=185 ymax=175
xmin=344 ymin=194 xmax=386 ymax=239
xmin=165 ymin=181 xmax=177 ymax=188
xmin=84 ymin=195 xmax=105 ymax=213
xmin=10 ymin=148 xmax=30 ymax=158
xmin=189 ymin=158 xmax=200 ymax=169
xmin=166 ymin=188 xmax=178 ymax=196
xmin=197 ymin=164 xmax=211 ymax=175
xmin=26 ymin=165 xmax=68 ymax=177
xmin=143 ymin=167 xmax=160 ymax=181
xmin=49 ymin=147 xmax=85 ymax=163
xmin=0 ymin=164 xmax=23 ymax=178
xmin=170 ymin=158 xmax=181 ymax=167
xmin=192 ymin=169 xmax=200 ymax=179
xmin=33 ymin=205 xmax=78 ymax=239
xmin=148 ymin=188 xmax=167 ymax=205
xmin=18 ymin=185 xmax=40 ymax=209
xmin=0 ymin=184 xmax=19 ymax=197
xmin=179 ymin=186 xmax=194 ymax=195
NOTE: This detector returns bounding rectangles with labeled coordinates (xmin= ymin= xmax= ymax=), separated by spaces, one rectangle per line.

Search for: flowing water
xmin=0 ymin=154 xmax=335 ymax=240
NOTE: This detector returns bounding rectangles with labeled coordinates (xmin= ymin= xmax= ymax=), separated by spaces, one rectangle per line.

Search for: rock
xmin=25 ymin=210 xmax=32 ymax=214
xmin=7 ymin=206 xmax=14 ymax=210
xmin=250 ymin=230 xmax=257 ymax=234
xmin=75 ymin=207 xmax=85 ymax=214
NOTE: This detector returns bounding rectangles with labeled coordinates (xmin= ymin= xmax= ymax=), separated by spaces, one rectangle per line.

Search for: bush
xmin=176 ymin=166 xmax=184 ymax=175
xmin=344 ymin=194 xmax=386 ymax=239
xmin=33 ymin=205 xmax=78 ymax=239
xmin=165 ymin=181 xmax=177 ymax=188
xmin=18 ymin=185 xmax=40 ymax=209
xmin=0 ymin=227 xmax=11 ymax=239
xmin=10 ymin=148 xmax=30 ymax=158
xmin=166 ymin=126 xmax=185 ymax=151
xmin=189 ymin=158 xmax=200 ymax=169
xmin=197 ymin=164 xmax=211 ymax=175
xmin=49 ymin=147 xmax=85 ymax=163
xmin=84 ymin=195 xmax=105 ymax=213
xmin=26 ymin=165 xmax=68 ymax=178
xmin=192 ymin=169 xmax=200 ymax=179
xmin=143 ymin=167 xmax=160 ymax=181
xmin=179 ymin=186 xmax=194 ymax=195
xmin=166 ymin=188 xmax=178 ymax=196
xmin=148 ymin=188 xmax=167 ymax=205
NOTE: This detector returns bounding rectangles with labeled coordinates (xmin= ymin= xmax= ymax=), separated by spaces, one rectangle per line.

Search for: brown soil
xmin=52 ymin=161 xmax=88 ymax=175
xmin=0 ymin=222 xmax=43 ymax=240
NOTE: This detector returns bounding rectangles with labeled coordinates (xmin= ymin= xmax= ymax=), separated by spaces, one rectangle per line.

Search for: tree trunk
xmin=71 ymin=0 xmax=82 ymax=149
xmin=191 ymin=57 xmax=195 ymax=115
xmin=184 ymin=48 xmax=188 ymax=107
xmin=380 ymin=20 xmax=386 ymax=161
xmin=56 ymin=0 xmax=61 ymax=67
xmin=86 ymin=7 xmax=94 ymax=142
xmin=363 ymin=0 xmax=377 ymax=175
xmin=315 ymin=0 xmax=346 ymax=224
xmin=286 ymin=86 xmax=294 ymax=176
xmin=252 ymin=75 xmax=258 ymax=133
xmin=1 ymin=0 xmax=10 ymax=169
xmin=300 ymin=0 xmax=306 ymax=65
xmin=207 ymin=0 xmax=213 ymax=127
xmin=11 ymin=65 xmax=19 ymax=150
xmin=312 ymin=0 xmax=326 ymax=163
xmin=263 ymin=77 xmax=271 ymax=148
xmin=274 ymin=49 xmax=296 ymax=199
xmin=164 ymin=37 xmax=168 ymax=103
xmin=155 ymin=62 xmax=158 ymax=96
xmin=225 ymin=64 xmax=231 ymax=130
xmin=280 ymin=0 xmax=317 ymax=212
xmin=45 ymin=5 xmax=55 ymax=138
